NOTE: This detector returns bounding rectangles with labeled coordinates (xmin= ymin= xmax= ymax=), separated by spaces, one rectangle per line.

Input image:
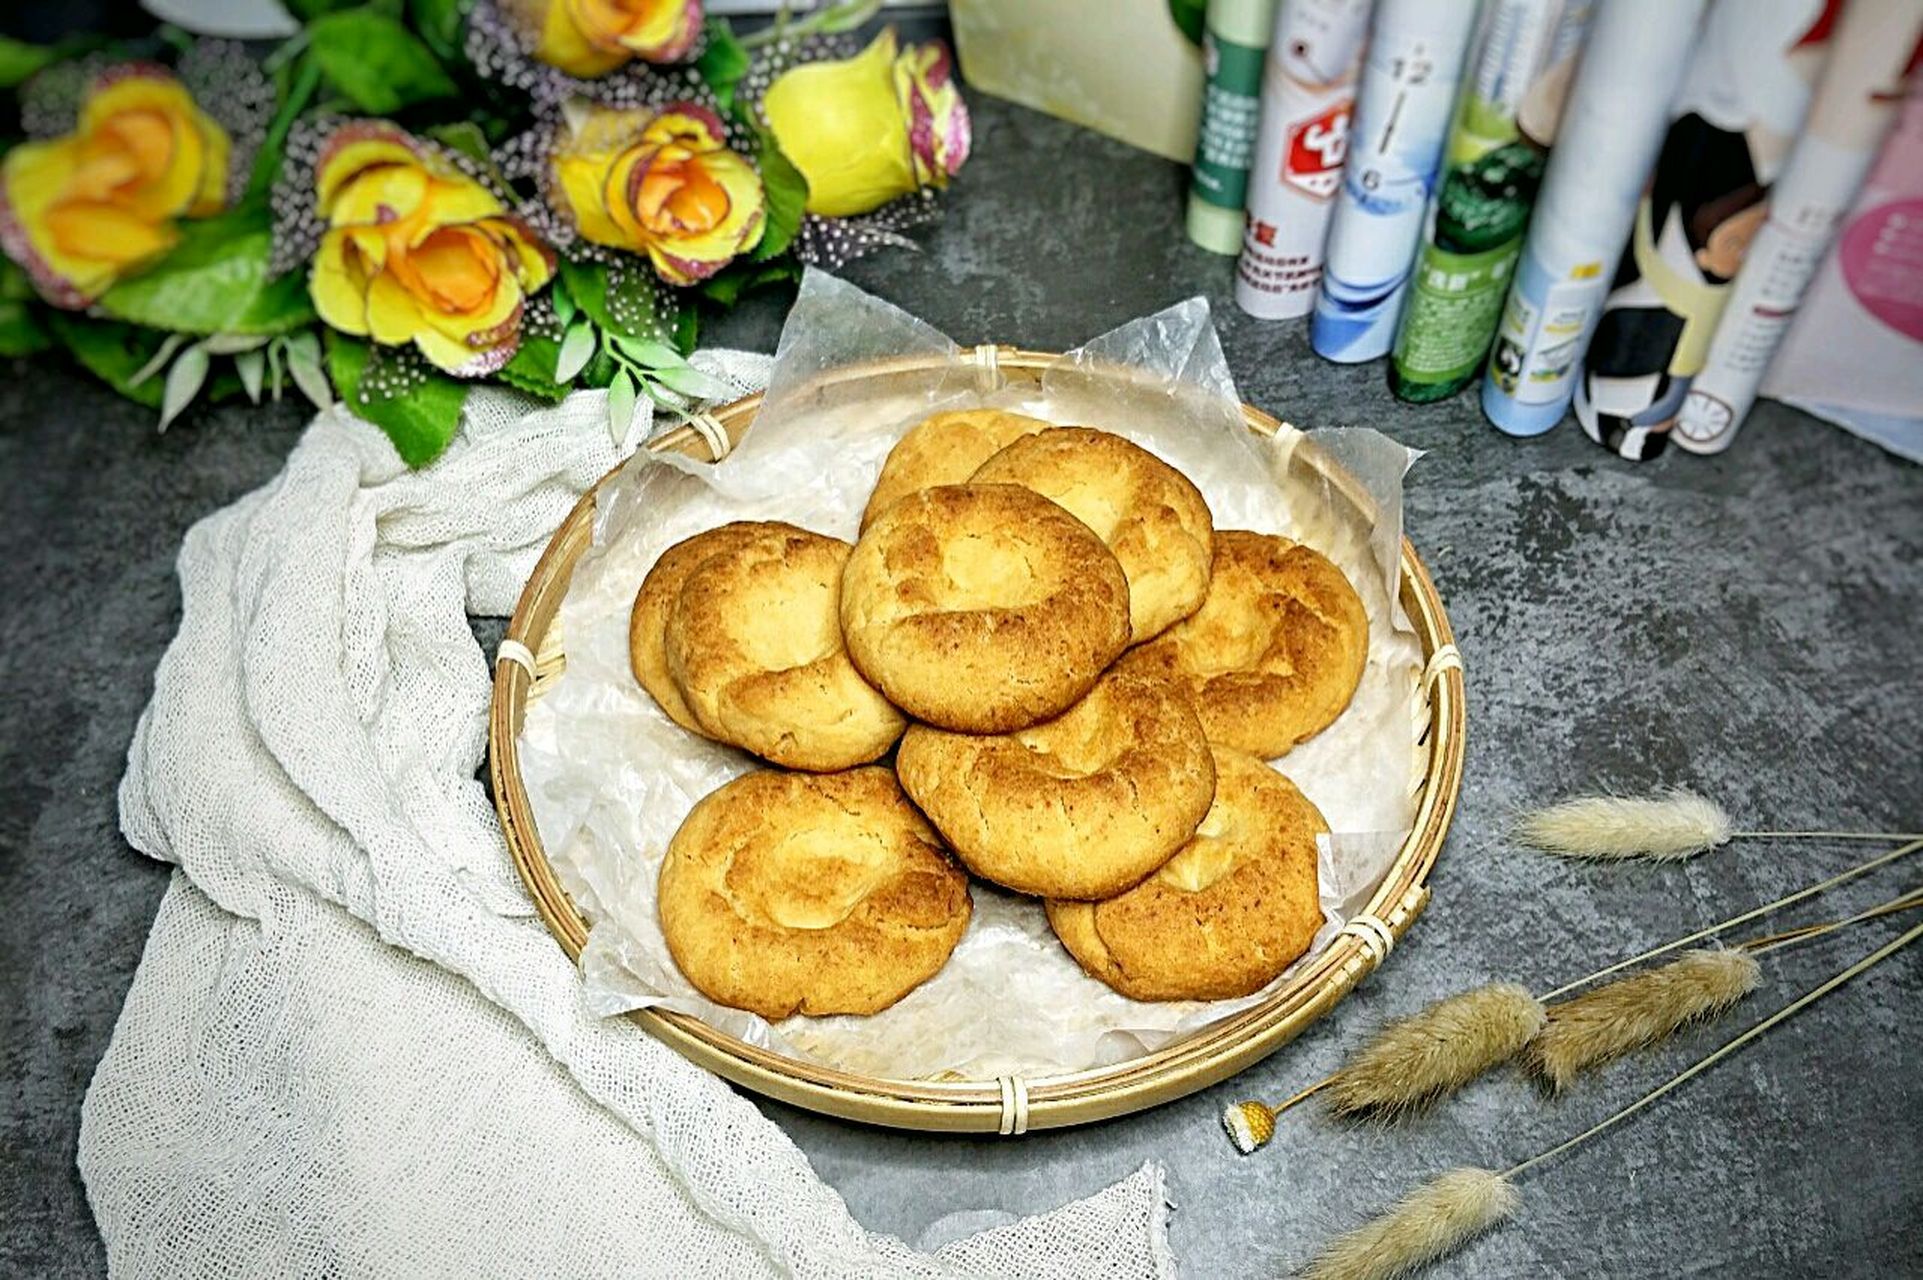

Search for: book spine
xmin=1674 ymin=0 xmax=1923 ymax=455
xmin=1480 ymin=0 xmax=1709 ymax=437
xmin=1573 ymin=0 xmax=1840 ymax=461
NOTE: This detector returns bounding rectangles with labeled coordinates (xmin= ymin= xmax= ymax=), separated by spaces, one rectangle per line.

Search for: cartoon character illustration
xmin=1574 ymin=0 xmax=1834 ymax=460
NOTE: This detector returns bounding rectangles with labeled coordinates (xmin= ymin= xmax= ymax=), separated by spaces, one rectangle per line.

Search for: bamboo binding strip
xmin=487 ymin=347 xmax=1468 ymax=1133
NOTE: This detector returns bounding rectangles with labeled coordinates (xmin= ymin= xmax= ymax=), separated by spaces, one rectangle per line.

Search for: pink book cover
xmin=1764 ymin=79 xmax=1923 ymax=437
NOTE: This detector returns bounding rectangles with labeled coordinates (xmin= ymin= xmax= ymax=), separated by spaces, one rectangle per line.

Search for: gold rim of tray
xmin=487 ymin=345 xmax=1466 ymax=1133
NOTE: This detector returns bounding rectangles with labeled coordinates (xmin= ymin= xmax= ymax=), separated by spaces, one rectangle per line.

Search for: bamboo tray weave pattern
xmin=488 ymin=347 xmax=1467 ymax=1133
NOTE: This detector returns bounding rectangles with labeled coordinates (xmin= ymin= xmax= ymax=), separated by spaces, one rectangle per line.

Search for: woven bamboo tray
xmin=489 ymin=346 xmax=1466 ymax=1134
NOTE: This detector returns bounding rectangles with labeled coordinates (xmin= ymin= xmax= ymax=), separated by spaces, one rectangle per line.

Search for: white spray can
xmin=1480 ymin=0 xmax=1709 ymax=436
xmin=1233 ymin=0 xmax=1374 ymax=319
xmin=1309 ymin=0 xmax=1483 ymax=362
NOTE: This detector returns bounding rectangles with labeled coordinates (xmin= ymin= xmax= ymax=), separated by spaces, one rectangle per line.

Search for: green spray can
xmin=1389 ymin=0 xmax=1590 ymax=402
xmin=1187 ymin=0 xmax=1283 ymax=255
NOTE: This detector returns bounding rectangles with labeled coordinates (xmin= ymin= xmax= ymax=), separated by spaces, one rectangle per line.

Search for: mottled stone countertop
xmin=3 ymin=93 xmax=1919 ymax=1278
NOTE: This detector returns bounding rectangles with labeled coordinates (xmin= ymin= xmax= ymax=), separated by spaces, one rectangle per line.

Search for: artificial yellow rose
xmin=553 ymin=103 xmax=765 ymax=286
xmin=761 ymin=30 xmax=971 ymax=218
xmin=309 ymin=123 xmax=555 ymax=377
xmin=0 ymin=66 xmax=230 ymax=307
xmin=513 ymin=0 xmax=702 ymax=78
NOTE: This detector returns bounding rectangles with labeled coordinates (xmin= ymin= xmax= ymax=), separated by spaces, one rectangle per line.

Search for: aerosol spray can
xmin=1309 ymin=0 xmax=1482 ymax=363
xmin=1388 ymin=0 xmax=1592 ymax=403
xmin=1233 ymin=0 xmax=1373 ymax=318
xmin=1188 ymin=0 xmax=1286 ymax=254
xmin=1480 ymin=0 xmax=1710 ymax=436
xmin=1574 ymin=0 xmax=1837 ymax=461
xmin=1674 ymin=0 xmax=1923 ymax=455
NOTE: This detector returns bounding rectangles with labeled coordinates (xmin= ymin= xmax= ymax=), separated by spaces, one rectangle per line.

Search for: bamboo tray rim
xmin=488 ymin=345 xmax=1467 ymax=1133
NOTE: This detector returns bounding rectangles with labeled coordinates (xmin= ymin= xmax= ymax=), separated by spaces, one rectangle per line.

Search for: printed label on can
xmin=1193 ymin=35 xmax=1270 ymax=211
xmin=1285 ymin=103 xmax=1351 ymax=200
xmin=1393 ymin=238 xmax=1521 ymax=384
xmin=1489 ymin=259 xmax=1606 ymax=404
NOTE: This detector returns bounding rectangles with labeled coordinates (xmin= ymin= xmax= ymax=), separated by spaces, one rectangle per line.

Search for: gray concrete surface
xmin=3 ymin=93 xmax=1920 ymax=1278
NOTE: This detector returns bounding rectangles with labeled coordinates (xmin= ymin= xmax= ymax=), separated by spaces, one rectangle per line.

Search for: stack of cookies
xmin=630 ymin=410 xmax=1369 ymax=1021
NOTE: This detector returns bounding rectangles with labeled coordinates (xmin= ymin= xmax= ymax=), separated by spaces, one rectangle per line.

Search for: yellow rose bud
xmin=308 ymin=123 xmax=555 ymax=377
xmin=552 ymin=103 xmax=765 ymax=286
xmin=761 ymin=30 xmax=970 ymax=218
xmin=509 ymin=0 xmax=702 ymax=78
xmin=0 ymin=66 xmax=231 ymax=307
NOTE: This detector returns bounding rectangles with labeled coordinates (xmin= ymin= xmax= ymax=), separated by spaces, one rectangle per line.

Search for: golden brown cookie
xmin=860 ymin=408 xmax=1056 ymax=531
xmin=630 ymin=522 xmax=798 ymax=736
xmin=971 ymin=427 xmax=1214 ymax=644
xmin=841 ymin=484 xmax=1133 ymax=733
xmin=896 ymin=668 xmax=1216 ymax=899
xmin=1117 ymin=530 xmax=1367 ymax=759
xmin=666 ymin=525 xmax=905 ymax=770
xmin=659 ymin=768 xmax=972 ymax=1019
xmin=1046 ymin=749 xmax=1324 ymax=1001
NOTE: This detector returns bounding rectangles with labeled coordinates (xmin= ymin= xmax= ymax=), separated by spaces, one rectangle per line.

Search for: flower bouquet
xmin=0 ymin=1 xmax=971 ymax=464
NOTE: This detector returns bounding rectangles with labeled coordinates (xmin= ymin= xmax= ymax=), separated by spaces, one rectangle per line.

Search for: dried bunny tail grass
xmin=1517 ymin=791 xmax=1732 ymax=860
xmin=1328 ymin=984 xmax=1546 ymax=1118
xmin=1526 ymin=950 xmax=1762 ymax=1092
xmin=1301 ymin=1168 xmax=1518 ymax=1280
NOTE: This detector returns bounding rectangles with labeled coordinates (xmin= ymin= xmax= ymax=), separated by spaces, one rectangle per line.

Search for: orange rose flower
xmin=508 ymin=0 xmax=703 ymax=78
xmin=309 ymin=124 xmax=555 ymax=377
xmin=0 ymin=66 xmax=230 ymax=307
xmin=552 ymin=103 xmax=765 ymax=285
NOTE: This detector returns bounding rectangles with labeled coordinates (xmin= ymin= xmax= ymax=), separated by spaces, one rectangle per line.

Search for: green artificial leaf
xmin=498 ymin=333 xmax=569 ymax=402
xmin=640 ymin=376 xmax=691 ymax=415
xmin=128 ymin=332 xmax=190 ymax=387
xmin=752 ymin=136 xmax=808 ymax=261
xmin=0 ymin=265 xmax=49 ymax=356
xmin=673 ymin=303 xmax=698 ymax=356
xmin=0 ymin=35 xmax=56 ymax=88
xmin=556 ymin=258 xmax=610 ymax=327
xmin=607 ymin=368 xmax=636 ymax=445
xmin=578 ymin=344 xmax=617 ymax=389
xmin=233 ymin=266 xmax=319 ymax=335
xmin=1166 ymin=0 xmax=1206 ymax=45
xmin=159 ymin=344 xmax=212 ymax=432
xmin=47 ymin=313 xmax=169 ymax=408
xmin=409 ymin=0 xmax=471 ymax=63
xmin=557 ymin=256 xmax=673 ymax=342
xmin=698 ymin=257 xmax=798 ymax=307
xmin=0 ymin=300 xmax=50 ymax=357
xmin=609 ymin=334 xmax=681 ymax=369
xmin=284 ymin=0 xmax=361 ymax=18
xmin=98 ymin=207 xmax=314 ymax=336
xmin=325 ymin=331 xmax=470 ymax=467
xmin=307 ymin=10 xmax=457 ymax=114
xmin=651 ymin=361 xmax=731 ymax=399
xmin=695 ymin=20 xmax=749 ymax=111
xmin=236 ymin=348 xmax=267 ymax=403
xmin=426 ymin=121 xmax=491 ymax=166
xmin=250 ymin=56 xmax=323 ymax=200
xmin=283 ymin=331 xmax=333 ymax=409
xmin=555 ymin=320 xmax=597 ymax=383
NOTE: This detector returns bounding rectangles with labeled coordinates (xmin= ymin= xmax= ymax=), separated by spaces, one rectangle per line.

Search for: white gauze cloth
xmin=81 ymin=354 xmax=1175 ymax=1279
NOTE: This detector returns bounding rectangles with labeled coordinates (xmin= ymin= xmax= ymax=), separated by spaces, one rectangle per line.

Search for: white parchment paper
xmin=517 ymin=272 xmax=1425 ymax=1079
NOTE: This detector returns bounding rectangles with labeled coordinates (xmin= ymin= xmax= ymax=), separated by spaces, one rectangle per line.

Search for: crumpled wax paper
xmin=516 ymin=270 xmax=1425 ymax=1079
